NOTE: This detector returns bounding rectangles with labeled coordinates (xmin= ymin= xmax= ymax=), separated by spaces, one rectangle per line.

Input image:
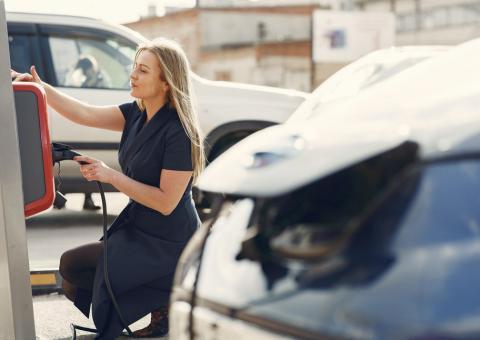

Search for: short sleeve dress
xmin=73 ymin=101 xmax=201 ymax=339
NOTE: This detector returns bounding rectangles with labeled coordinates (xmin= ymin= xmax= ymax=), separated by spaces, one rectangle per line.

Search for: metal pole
xmin=0 ymin=2 xmax=36 ymax=339
xmin=310 ymin=12 xmax=315 ymax=91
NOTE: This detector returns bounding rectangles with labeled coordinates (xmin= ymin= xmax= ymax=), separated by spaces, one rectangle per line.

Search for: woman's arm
xmin=75 ymin=155 xmax=192 ymax=215
xmin=111 ymin=169 xmax=192 ymax=215
xmin=31 ymin=66 xmax=126 ymax=132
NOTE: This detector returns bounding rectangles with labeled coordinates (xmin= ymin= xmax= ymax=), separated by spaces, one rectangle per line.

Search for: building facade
xmin=355 ymin=0 xmax=480 ymax=45
xmin=125 ymin=2 xmax=401 ymax=91
xmin=125 ymin=5 xmax=320 ymax=91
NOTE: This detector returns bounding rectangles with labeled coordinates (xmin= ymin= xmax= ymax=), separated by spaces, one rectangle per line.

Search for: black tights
xmin=59 ymin=241 xmax=103 ymax=302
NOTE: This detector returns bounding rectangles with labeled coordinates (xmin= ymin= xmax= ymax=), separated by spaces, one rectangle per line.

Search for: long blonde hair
xmin=135 ymin=38 xmax=205 ymax=182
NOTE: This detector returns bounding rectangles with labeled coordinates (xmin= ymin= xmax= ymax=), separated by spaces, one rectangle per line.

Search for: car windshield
xmin=261 ymin=155 xmax=480 ymax=265
xmin=389 ymin=160 xmax=480 ymax=250
xmin=287 ymin=48 xmax=446 ymax=124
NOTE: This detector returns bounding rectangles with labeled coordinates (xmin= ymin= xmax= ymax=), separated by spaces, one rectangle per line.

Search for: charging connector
xmin=52 ymin=142 xmax=86 ymax=165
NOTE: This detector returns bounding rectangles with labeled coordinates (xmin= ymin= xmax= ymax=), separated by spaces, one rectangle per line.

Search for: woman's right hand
xmin=30 ymin=65 xmax=45 ymax=88
xmin=11 ymin=69 xmax=33 ymax=82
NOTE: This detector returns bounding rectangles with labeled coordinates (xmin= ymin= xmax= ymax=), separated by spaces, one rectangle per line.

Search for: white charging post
xmin=0 ymin=1 xmax=36 ymax=339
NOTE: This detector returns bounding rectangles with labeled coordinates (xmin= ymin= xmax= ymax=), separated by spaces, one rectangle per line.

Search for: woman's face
xmin=130 ymin=50 xmax=169 ymax=100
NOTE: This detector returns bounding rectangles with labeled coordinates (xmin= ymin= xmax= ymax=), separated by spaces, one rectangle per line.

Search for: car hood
xmin=192 ymin=76 xmax=308 ymax=134
xmin=198 ymin=37 xmax=480 ymax=197
xmin=197 ymin=116 xmax=409 ymax=197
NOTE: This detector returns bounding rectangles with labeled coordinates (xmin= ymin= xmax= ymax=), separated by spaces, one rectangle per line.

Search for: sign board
xmin=312 ymin=10 xmax=395 ymax=63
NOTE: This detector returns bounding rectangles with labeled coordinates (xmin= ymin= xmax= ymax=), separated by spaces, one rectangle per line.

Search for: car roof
xmin=197 ymin=38 xmax=480 ymax=197
xmin=312 ymin=38 xmax=480 ymax=159
xmin=288 ymin=45 xmax=450 ymax=123
xmin=6 ymin=11 xmax=147 ymax=44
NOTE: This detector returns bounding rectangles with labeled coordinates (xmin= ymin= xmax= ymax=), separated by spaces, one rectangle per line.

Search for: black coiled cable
xmin=70 ymin=181 xmax=134 ymax=339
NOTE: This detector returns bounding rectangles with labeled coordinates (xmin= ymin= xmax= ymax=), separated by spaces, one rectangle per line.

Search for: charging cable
xmin=51 ymin=143 xmax=134 ymax=339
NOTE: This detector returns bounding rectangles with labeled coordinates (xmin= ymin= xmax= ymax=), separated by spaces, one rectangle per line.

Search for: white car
xmin=7 ymin=12 xmax=307 ymax=202
xmin=171 ymin=39 xmax=480 ymax=340
xmin=287 ymin=45 xmax=448 ymax=124
xmin=197 ymin=45 xmax=448 ymax=195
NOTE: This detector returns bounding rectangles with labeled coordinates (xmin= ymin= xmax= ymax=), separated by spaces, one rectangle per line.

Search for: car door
xmin=8 ymin=22 xmax=50 ymax=125
xmin=8 ymin=22 xmax=43 ymax=74
xmin=36 ymin=24 xmax=138 ymax=176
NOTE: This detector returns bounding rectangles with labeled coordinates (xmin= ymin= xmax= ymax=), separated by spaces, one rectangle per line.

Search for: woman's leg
xmin=132 ymin=273 xmax=174 ymax=337
xmin=132 ymin=305 xmax=169 ymax=338
xmin=59 ymin=241 xmax=103 ymax=301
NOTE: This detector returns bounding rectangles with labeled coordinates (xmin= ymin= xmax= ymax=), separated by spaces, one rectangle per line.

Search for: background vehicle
xmin=287 ymin=45 xmax=448 ymax=124
xmin=170 ymin=38 xmax=480 ymax=339
xmin=7 ymin=12 xmax=307 ymax=202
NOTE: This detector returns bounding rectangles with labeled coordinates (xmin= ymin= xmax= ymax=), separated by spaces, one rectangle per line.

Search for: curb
xmin=31 ymin=269 xmax=63 ymax=295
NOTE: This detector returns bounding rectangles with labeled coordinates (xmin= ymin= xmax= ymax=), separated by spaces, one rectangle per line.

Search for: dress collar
xmin=122 ymin=103 xmax=176 ymax=168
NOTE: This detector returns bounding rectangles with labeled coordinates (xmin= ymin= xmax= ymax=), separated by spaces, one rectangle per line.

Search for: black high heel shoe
xmin=132 ymin=306 xmax=169 ymax=338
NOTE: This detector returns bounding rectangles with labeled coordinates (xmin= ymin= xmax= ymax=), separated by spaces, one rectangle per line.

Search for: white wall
xmin=312 ymin=10 xmax=395 ymax=62
xmin=255 ymin=56 xmax=311 ymax=91
xmin=361 ymin=0 xmax=480 ymax=45
xmin=199 ymin=0 xmax=321 ymax=7
xmin=397 ymin=24 xmax=480 ymax=45
xmin=199 ymin=11 xmax=310 ymax=48
xmin=197 ymin=53 xmax=258 ymax=83
xmin=198 ymin=52 xmax=311 ymax=91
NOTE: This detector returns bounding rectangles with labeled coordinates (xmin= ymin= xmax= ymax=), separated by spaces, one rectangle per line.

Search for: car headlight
xmin=173 ymin=200 xmax=234 ymax=291
xmin=243 ymin=134 xmax=306 ymax=169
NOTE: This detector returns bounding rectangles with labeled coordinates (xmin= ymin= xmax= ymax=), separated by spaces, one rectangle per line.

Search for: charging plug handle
xmin=52 ymin=142 xmax=86 ymax=165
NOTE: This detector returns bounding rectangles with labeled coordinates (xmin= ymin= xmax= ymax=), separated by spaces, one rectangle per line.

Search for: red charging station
xmin=12 ymin=82 xmax=54 ymax=217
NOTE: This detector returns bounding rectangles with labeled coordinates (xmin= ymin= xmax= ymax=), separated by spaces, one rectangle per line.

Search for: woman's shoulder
xmin=119 ymin=100 xmax=141 ymax=121
xmin=165 ymin=111 xmax=187 ymax=137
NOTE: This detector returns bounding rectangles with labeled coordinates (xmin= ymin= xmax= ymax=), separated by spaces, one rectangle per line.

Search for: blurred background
xmin=7 ymin=0 xmax=480 ymax=92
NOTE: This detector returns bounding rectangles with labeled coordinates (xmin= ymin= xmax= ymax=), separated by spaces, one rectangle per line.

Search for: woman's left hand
xmin=75 ymin=155 xmax=116 ymax=184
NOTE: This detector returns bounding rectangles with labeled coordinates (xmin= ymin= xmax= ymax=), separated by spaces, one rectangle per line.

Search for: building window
xmin=215 ymin=71 xmax=232 ymax=81
xmin=397 ymin=13 xmax=417 ymax=32
xmin=431 ymin=8 xmax=449 ymax=28
xmin=397 ymin=2 xmax=480 ymax=33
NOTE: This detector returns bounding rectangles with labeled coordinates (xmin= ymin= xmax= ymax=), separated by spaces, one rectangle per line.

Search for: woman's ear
xmin=163 ymin=82 xmax=170 ymax=92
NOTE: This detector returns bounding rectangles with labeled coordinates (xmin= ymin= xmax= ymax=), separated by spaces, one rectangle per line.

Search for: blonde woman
xmin=26 ymin=38 xmax=205 ymax=338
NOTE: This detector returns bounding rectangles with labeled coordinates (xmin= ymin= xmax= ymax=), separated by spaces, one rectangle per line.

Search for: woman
xmin=27 ymin=38 xmax=204 ymax=338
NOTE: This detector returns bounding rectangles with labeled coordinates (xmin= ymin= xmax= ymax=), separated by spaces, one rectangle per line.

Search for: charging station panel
xmin=13 ymin=82 xmax=54 ymax=217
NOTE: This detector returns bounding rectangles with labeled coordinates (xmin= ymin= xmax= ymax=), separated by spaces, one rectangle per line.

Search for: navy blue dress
xmin=73 ymin=101 xmax=200 ymax=339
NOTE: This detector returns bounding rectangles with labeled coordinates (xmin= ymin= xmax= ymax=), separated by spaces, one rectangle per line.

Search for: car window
xmin=9 ymin=34 xmax=34 ymax=73
xmin=263 ymin=142 xmax=418 ymax=259
xmin=49 ymin=35 xmax=136 ymax=90
xmin=263 ymin=155 xmax=480 ymax=262
xmin=390 ymin=160 xmax=480 ymax=250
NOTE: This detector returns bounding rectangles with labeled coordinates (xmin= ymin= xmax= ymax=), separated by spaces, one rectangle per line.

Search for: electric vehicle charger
xmin=52 ymin=143 xmax=134 ymax=339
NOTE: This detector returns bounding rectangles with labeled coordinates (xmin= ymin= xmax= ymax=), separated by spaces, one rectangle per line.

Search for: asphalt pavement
xmin=33 ymin=293 xmax=168 ymax=340
xmin=26 ymin=193 xmax=128 ymax=271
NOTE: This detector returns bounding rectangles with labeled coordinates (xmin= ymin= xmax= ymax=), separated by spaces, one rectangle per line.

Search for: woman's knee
xmin=59 ymin=249 xmax=76 ymax=281
xmin=62 ymin=279 xmax=77 ymax=302
xmin=59 ymin=242 xmax=102 ymax=281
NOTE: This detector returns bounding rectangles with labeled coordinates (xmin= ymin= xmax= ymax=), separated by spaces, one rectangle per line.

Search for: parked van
xmin=7 ymin=12 xmax=307 ymax=202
